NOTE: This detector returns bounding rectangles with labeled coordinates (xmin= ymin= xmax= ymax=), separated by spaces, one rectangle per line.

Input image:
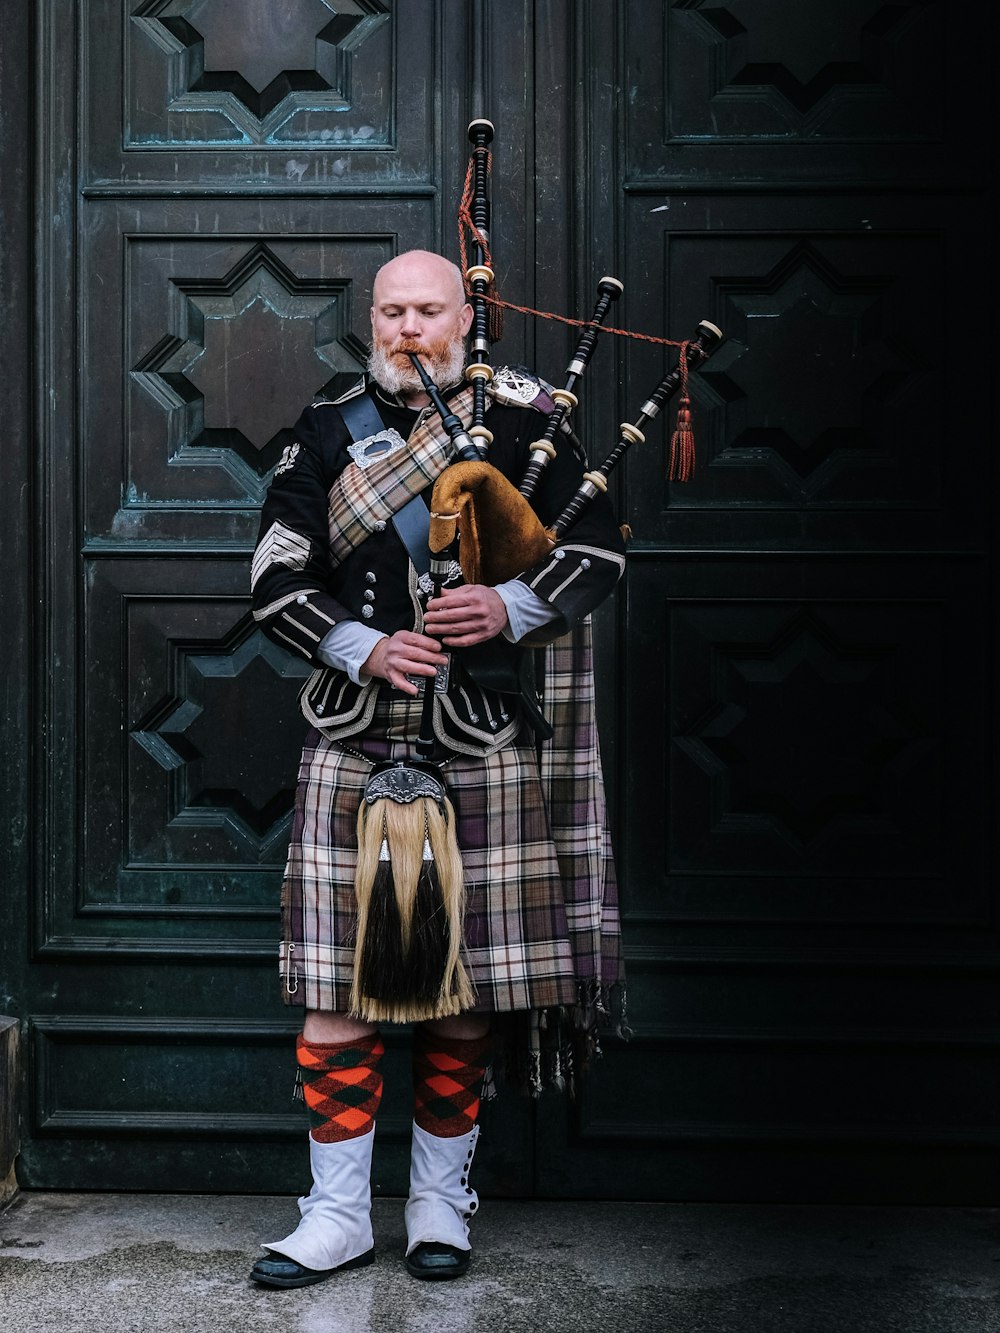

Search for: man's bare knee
xmin=422 ymin=1013 xmax=491 ymax=1040
xmin=303 ymin=1011 xmax=379 ymax=1043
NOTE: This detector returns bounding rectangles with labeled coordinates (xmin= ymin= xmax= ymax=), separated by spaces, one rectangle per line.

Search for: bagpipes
xmin=427 ymin=117 xmax=723 ymax=576
xmin=350 ymin=119 xmax=723 ymax=1024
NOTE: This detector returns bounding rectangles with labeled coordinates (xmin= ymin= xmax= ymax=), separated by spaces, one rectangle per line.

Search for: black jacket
xmin=251 ymin=375 xmax=626 ymax=752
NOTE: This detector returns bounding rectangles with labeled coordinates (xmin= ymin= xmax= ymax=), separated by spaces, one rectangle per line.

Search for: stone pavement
xmin=0 ymin=1191 xmax=998 ymax=1333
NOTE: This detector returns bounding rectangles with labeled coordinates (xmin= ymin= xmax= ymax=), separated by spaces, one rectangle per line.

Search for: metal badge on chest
xmin=347 ymin=428 xmax=408 ymax=469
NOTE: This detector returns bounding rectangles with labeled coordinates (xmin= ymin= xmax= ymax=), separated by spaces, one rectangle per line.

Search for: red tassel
xmin=668 ymin=396 xmax=696 ymax=482
xmin=487 ymin=281 xmax=504 ymax=343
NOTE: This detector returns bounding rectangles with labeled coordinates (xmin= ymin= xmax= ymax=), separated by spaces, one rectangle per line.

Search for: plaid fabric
xmin=412 ymin=1028 xmax=491 ymax=1137
xmin=326 ymin=385 xmax=475 ymax=565
xmin=537 ymin=617 xmax=624 ymax=996
xmin=279 ymin=618 xmax=622 ymax=1020
xmin=296 ymin=1032 xmax=384 ymax=1142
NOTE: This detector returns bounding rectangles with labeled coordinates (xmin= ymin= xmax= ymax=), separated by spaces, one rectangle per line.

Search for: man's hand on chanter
xmin=423 ymin=585 xmax=508 ymax=647
xmin=363 ymin=630 xmax=447 ymax=695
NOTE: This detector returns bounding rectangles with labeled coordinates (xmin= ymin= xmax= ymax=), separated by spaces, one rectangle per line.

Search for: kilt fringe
xmin=488 ymin=980 xmax=630 ymax=1099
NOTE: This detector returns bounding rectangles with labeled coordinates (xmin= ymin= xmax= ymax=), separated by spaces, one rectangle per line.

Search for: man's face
xmin=369 ymin=253 xmax=473 ymax=395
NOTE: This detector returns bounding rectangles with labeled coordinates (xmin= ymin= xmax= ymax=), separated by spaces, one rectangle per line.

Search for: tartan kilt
xmin=279 ymin=697 xmax=589 ymax=1015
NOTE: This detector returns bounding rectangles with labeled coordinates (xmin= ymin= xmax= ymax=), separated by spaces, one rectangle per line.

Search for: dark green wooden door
xmin=535 ymin=0 xmax=999 ymax=1204
xmin=2 ymin=1 xmax=997 ymax=1202
xmin=4 ymin=0 xmax=540 ymax=1195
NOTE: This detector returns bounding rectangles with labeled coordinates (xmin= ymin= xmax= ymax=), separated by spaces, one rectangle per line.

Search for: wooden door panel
xmin=45 ymin=555 xmax=307 ymax=955
xmin=28 ymin=1020 xmax=515 ymax=1195
xmin=540 ymin=1027 xmax=1000 ymax=1204
xmin=82 ymin=208 xmax=430 ymax=545
xmin=622 ymin=560 xmax=987 ymax=921
xmin=620 ymin=195 xmax=988 ymax=548
xmin=87 ymin=1 xmax=445 ymax=186
xmin=93 ymin=565 xmax=309 ymax=892
xmin=626 ymin=0 xmax=984 ymax=187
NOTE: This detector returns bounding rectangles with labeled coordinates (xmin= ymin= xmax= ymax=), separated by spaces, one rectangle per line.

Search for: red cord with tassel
xmin=668 ymin=398 xmax=696 ymax=481
xmin=459 ymin=184 xmax=703 ymax=480
xmin=667 ymin=342 xmax=696 ymax=482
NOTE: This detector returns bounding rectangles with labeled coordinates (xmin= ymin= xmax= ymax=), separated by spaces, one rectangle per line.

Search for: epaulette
xmin=312 ymin=374 xmax=367 ymax=408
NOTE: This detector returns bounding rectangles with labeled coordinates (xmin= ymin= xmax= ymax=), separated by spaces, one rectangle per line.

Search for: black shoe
xmin=251 ymin=1246 xmax=376 ymax=1289
xmin=405 ymin=1242 xmax=471 ymax=1280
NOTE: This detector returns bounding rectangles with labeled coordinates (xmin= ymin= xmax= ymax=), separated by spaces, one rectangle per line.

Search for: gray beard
xmin=367 ymin=339 xmax=466 ymax=397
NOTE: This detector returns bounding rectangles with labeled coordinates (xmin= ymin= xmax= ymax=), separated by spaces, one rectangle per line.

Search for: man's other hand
xmin=423 ymin=585 xmax=508 ymax=647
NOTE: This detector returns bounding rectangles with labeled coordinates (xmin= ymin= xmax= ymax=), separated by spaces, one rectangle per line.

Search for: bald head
xmin=372 ymin=249 xmax=467 ymax=311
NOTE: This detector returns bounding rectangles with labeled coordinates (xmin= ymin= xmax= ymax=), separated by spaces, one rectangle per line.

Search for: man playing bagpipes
xmin=248 ymin=246 xmax=627 ymax=1288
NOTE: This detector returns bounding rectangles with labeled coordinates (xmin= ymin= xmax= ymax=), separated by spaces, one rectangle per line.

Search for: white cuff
xmin=317 ymin=622 xmax=388 ymax=684
xmin=494 ymin=580 xmax=558 ymax=643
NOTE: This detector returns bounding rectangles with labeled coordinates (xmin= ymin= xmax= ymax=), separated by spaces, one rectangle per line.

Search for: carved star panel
xmin=84 ymin=223 xmax=404 ymax=551
xmin=618 ymin=0 xmax=990 ymax=188
xmin=694 ymin=240 xmax=918 ymax=496
xmin=85 ymin=1 xmax=448 ymax=187
xmin=129 ymin=0 xmax=391 ymax=145
xmin=131 ymin=242 xmax=369 ymax=493
xmin=131 ymin=624 xmax=307 ymax=848
xmin=82 ymin=559 xmax=312 ymax=917
xmin=83 ymin=201 xmax=434 ymax=545
xmin=671 ymin=608 xmax=923 ymax=850
xmin=618 ymin=196 xmax=990 ymax=548
xmin=665 ymin=0 xmax=938 ymax=139
xmin=620 ymin=561 xmax=989 ymax=929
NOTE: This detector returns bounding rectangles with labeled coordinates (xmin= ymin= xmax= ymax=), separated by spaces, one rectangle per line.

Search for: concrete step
xmin=1 ymin=1191 xmax=998 ymax=1333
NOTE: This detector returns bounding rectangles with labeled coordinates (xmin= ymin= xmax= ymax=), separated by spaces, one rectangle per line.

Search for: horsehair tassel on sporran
xmin=351 ymin=762 xmax=473 ymax=1024
xmin=459 ymin=118 xmax=499 ymax=452
xmin=550 ymin=320 xmax=724 ymax=537
xmin=519 ymin=275 xmax=624 ymax=502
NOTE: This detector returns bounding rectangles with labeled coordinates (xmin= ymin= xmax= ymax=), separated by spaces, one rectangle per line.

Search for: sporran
xmin=350 ymin=759 xmax=474 ymax=1023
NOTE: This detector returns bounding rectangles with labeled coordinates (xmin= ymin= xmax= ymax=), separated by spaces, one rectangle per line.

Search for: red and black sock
xmin=296 ymin=1032 xmax=384 ymax=1143
xmin=412 ymin=1026 xmax=491 ymax=1138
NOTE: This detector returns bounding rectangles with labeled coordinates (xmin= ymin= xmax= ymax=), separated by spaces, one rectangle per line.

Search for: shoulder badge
xmin=274 ymin=442 xmax=300 ymax=475
xmin=313 ymin=374 xmax=367 ymax=408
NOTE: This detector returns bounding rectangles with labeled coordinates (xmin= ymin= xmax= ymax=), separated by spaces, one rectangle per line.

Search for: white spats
xmin=261 ymin=1128 xmax=375 ymax=1272
xmin=404 ymin=1121 xmax=480 ymax=1256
